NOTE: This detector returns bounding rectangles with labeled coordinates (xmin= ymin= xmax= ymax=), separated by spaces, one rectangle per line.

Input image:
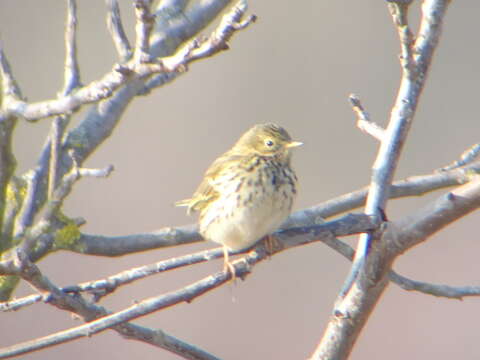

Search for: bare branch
xmin=309 ymin=161 xmax=479 ymax=219
xmin=12 ymin=171 xmax=38 ymax=237
xmin=3 ymin=176 xmax=479 ymax=358
xmin=396 ymin=177 xmax=480 ymax=253
xmin=186 ymin=0 xmax=257 ymax=63
xmin=313 ymin=167 xmax=478 ymax=360
xmin=2 ymin=176 xmax=478 ymax=358
xmin=133 ymin=0 xmax=155 ymax=63
xmin=389 ymin=271 xmax=480 ymax=299
xmin=1 ymin=2 xmax=244 ymax=277
xmin=389 ymin=1 xmax=416 ymax=77
xmin=345 ymin=0 xmax=419 ymax=294
xmin=349 ymin=93 xmax=385 ymax=141
xmin=439 ymin=143 xmax=480 ymax=172
xmin=316 ymin=233 xmax=480 ymax=301
xmin=0 ymin=255 xmax=239 ymax=359
xmin=21 ymin=161 xmax=113 ymax=254
xmin=0 ymin=68 xmax=127 ymax=122
xmin=0 ymin=42 xmax=22 ymax=101
xmin=0 ymin=248 xmax=221 ymax=360
xmin=314 ymin=1 xmax=452 ymax=359
xmin=0 ymin=44 xmax=18 ymax=236
xmin=0 ymin=2 xmax=251 ymax=124
xmin=63 ymin=0 xmax=81 ymax=95
xmin=47 ymin=117 xmax=62 ymax=200
xmin=106 ymin=0 xmax=132 ymax=62
xmin=41 ymin=162 xmax=476 ymax=258
xmin=44 ymin=160 xmax=114 ymax=221
xmin=0 ymin=213 xmax=378 ymax=309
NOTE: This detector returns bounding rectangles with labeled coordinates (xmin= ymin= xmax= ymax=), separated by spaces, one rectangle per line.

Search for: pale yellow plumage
xmin=176 ymin=123 xmax=302 ymax=276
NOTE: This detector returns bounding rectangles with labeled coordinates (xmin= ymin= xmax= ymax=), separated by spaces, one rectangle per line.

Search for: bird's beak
xmin=286 ymin=141 xmax=303 ymax=148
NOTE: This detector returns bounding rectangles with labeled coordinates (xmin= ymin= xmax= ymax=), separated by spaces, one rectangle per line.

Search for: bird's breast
xmin=199 ymin=160 xmax=297 ymax=251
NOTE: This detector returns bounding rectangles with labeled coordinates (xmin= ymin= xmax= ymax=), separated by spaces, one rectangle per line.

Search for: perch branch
xmin=0 ymin=210 xmax=379 ymax=358
xmin=0 ymin=213 xmax=378 ymax=308
xmin=61 ymin=162 xmax=478 ymax=258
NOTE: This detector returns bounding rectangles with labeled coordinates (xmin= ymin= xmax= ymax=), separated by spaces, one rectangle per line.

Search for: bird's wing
xmin=176 ymin=152 xmax=244 ymax=214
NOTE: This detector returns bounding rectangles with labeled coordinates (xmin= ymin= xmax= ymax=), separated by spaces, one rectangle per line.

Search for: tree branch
xmin=133 ymin=0 xmax=155 ymax=63
xmin=312 ymin=168 xmax=478 ymax=360
xmin=63 ymin=0 xmax=81 ymax=95
xmin=389 ymin=271 xmax=480 ymax=299
xmin=0 ymin=43 xmax=18 ymax=244
xmin=0 ymin=0 xmax=251 ymax=281
xmin=0 ymin=210 xmax=378 ymax=358
xmin=313 ymin=1 xmax=452 ymax=359
xmin=2 ymin=175 xmax=480 ymax=358
xmin=0 ymin=248 xmax=221 ymax=360
xmin=106 ymin=0 xmax=132 ymax=62
xmin=37 ymin=161 xmax=476 ymax=258
xmin=349 ymin=93 xmax=385 ymax=141
xmin=439 ymin=143 xmax=480 ymax=172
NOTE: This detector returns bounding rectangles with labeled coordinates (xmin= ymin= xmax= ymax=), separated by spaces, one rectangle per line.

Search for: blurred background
xmin=1 ymin=1 xmax=479 ymax=359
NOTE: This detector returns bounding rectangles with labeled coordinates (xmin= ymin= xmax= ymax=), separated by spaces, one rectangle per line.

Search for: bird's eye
xmin=265 ymin=139 xmax=274 ymax=147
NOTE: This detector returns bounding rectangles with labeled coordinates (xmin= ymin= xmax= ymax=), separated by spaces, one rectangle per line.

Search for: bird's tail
xmin=175 ymin=199 xmax=191 ymax=207
xmin=175 ymin=198 xmax=196 ymax=216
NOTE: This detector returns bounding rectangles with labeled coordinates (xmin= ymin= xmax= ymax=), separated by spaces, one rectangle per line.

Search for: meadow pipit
xmin=176 ymin=123 xmax=302 ymax=276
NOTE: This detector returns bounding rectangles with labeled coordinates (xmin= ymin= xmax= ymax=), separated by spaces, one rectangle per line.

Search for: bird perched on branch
xmin=176 ymin=123 xmax=302 ymax=277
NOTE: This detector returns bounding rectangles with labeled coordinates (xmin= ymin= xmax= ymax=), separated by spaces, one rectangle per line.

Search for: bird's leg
xmin=223 ymin=245 xmax=237 ymax=282
xmin=263 ymin=234 xmax=280 ymax=257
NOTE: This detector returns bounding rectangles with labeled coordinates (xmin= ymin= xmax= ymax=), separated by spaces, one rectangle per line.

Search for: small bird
xmin=176 ymin=123 xmax=302 ymax=276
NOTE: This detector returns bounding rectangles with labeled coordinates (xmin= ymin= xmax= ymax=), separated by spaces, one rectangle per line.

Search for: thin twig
xmin=63 ymin=0 xmax=81 ymax=95
xmin=44 ymin=159 xmax=114 ymax=221
xmin=0 ymin=42 xmax=22 ymax=101
xmin=389 ymin=1 xmax=416 ymax=77
xmin=133 ymin=0 xmax=155 ymax=63
xmin=22 ymin=160 xmax=114 ymax=253
xmin=349 ymin=94 xmax=385 ymax=141
xmin=439 ymin=143 xmax=480 ymax=172
xmin=389 ymin=271 xmax=480 ymax=299
xmin=184 ymin=0 xmax=257 ymax=63
xmin=106 ymin=0 xmax=132 ymax=62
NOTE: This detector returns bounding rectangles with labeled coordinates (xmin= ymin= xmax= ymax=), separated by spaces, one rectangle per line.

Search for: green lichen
xmin=5 ymin=178 xmax=26 ymax=209
xmin=0 ymin=275 xmax=20 ymax=301
xmin=52 ymin=216 xmax=84 ymax=252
